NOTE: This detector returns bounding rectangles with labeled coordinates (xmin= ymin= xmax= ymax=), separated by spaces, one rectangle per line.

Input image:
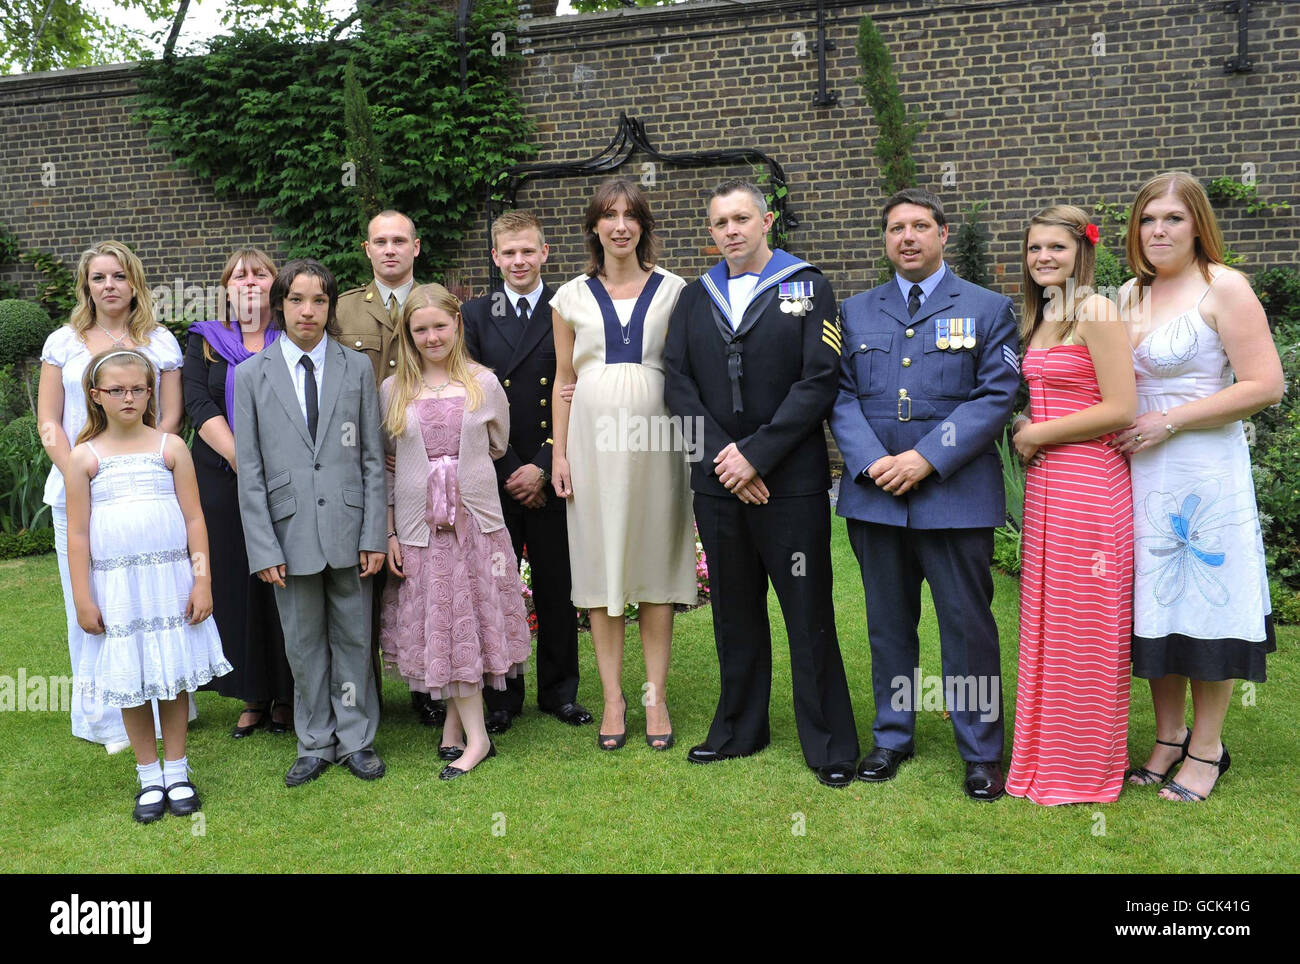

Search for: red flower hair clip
xmin=1083 ymin=223 xmax=1100 ymax=245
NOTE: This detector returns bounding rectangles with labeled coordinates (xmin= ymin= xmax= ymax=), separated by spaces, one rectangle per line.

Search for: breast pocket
xmin=347 ymin=334 xmax=383 ymax=356
xmin=849 ymin=332 xmax=894 ymax=397
xmin=921 ymin=341 xmax=976 ymax=398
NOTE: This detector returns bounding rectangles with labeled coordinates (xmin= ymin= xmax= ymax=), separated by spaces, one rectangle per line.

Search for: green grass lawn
xmin=1 ymin=529 xmax=1295 ymax=873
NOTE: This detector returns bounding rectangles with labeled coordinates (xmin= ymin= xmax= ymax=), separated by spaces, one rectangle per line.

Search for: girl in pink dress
xmin=379 ymin=283 xmax=531 ymax=779
xmin=1007 ymin=205 xmax=1137 ymax=804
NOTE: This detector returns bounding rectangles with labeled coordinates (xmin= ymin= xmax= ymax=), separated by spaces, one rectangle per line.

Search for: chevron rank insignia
xmin=822 ymin=314 xmax=842 ymax=355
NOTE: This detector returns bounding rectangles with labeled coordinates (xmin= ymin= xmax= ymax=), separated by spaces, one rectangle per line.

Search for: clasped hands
xmin=714 ymin=442 xmax=769 ymax=504
xmin=867 ymin=449 xmax=934 ymax=496
xmin=505 ymin=463 xmax=547 ymax=509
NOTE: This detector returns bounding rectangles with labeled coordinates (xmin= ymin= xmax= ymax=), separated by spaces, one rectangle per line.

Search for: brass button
xmin=905 ymin=328 xmax=915 ymax=338
xmin=859 ymin=343 xmax=867 ymax=350
xmin=354 ymin=340 xmax=363 ymax=348
xmin=503 ymin=379 xmax=511 ymax=387
xmin=388 ymin=359 xmax=395 ymax=366
xmin=902 ymin=358 xmax=912 ymax=367
xmin=540 ymin=420 xmax=547 ymax=429
xmin=540 ymin=399 xmax=547 ymax=407
xmin=540 ymin=377 xmax=548 ymax=386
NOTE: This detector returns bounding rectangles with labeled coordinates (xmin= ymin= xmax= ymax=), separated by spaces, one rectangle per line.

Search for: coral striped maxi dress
xmin=1006 ymin=344 xmax=1133 ymax=805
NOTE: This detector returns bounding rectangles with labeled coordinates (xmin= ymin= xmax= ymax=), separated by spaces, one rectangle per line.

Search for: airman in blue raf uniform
xmin=665 ymin=179 xmax=859 ymax=789
xmin=829 ymin=188 xmax=1019 ymax=801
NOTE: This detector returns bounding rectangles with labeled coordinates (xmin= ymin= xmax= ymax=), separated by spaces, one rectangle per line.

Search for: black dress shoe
xmin=420 ymin=701 xmax=447 ymax=728
xmin=485 ymin=709 xmax=515 ymax=734
xmin=343 ymin=748 xmax=386 ymax=781
xmin=963 ymin=761 xmax=1005 ymax=801
xmin=285 ymin=756 xmax=331 ymax=787
xmin=164 ymin=781 xmax=202 ymax=816
xmin=266 ymin=700 xmax=293 ymax=735
xmin=856 ymin=746 xmax=913 ymax=782
xmin=540 ymin=702 xmax=593 ymax=726
xmin=132 ymin=786 xmax=166 ymax=824
xmin=686 ymin=743 xmax=765 ymax=764
xmin=439 ymin=741 xmax=496 ymax=780
xmin=230 ymin=706 xmax=267 ymax=739
xmin=816 ymin=762 xmax=856 ymax=788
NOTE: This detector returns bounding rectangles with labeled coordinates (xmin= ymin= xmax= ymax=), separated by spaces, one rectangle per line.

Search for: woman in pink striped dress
xmin=1006 ymin=205 xmax=1137 ymax=804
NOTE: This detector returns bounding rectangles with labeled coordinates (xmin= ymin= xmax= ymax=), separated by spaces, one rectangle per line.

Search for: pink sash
xmin=426 ymin=454 xmax=467 ymax=542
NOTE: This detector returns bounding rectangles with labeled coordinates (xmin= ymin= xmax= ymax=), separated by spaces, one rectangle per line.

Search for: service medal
xmin=936 ymin=316 xmax=950 ymax=351
xmin=779 ymin=281 xmax=813 ymax=316
xmin=962 ymin=317 xmax=976 ymax=350
xmin=950 ymin=318 xmax=963 ymax=352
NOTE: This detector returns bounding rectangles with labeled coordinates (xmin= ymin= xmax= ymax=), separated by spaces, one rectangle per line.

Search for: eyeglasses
xmin=96 ymin=386 xmax=151 ymax=399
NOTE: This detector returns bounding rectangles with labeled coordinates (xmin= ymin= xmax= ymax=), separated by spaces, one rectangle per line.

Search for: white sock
xmin=162 ymin=756 xmax=194 ymax=800
xmin=136 ymin=760 xmax=164 ymax=805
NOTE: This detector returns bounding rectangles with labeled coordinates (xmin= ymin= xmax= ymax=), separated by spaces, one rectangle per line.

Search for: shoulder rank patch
xmin=822 ymin=314 xmax=843 ymax=355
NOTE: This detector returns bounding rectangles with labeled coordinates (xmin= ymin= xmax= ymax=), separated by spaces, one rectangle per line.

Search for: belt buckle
xmin=897 ymin=389 xmax=911 ymax=422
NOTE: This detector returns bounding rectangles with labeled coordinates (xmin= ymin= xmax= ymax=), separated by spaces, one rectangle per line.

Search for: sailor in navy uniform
xmin=829 ymin=188 xmax=1018 ymax=800
xmin=664 ymin=179 xmax=859 ymax=788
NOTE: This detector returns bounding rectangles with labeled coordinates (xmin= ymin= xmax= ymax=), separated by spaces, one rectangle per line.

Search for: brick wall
xmin=2 ymin=0 xmax=1296 ymax=421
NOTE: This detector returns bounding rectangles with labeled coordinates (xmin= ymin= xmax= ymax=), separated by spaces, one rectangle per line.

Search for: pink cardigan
xmin=381 ymin=366 xmax=509 ymax=548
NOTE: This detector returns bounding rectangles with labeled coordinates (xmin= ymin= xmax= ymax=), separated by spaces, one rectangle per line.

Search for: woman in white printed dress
xmin=1112 ymin=173 xmax=1283 ymax=803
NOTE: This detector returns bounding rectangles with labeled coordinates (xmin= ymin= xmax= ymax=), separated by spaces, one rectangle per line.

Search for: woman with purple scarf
xmin=184 ymin=247 xmax=294 ymax=738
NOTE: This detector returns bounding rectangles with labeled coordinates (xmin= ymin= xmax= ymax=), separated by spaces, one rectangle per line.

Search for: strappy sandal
xmin=1163 ymin=745 xmax=1231 ymax=802
xmin=1127 ymin=729 xmax=1191 ymax=785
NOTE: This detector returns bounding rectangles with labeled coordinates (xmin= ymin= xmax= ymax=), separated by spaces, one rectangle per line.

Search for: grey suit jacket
xmin=235 ymin=336 xmax=387 ymax=576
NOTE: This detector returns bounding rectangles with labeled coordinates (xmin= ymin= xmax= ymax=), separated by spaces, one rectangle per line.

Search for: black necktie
xmin=908 ymin=284 xmax=923 ymax=317
xmin=300 ymin=355 xmax=318 ymax=442
xmin=517 ymin=296 xmax=530 ymax=324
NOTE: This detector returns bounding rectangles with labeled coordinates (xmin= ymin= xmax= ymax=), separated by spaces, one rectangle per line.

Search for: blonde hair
xmin=70 ymin=241 xmax=155 ymax=347
xmin=77 ymin=349 xmax=158 ymax=444
xmin=1126 ymin=171 xmax=1225 ymax=289
xmin=384 ymin=283 xmax=484 ymax=437
xmin=491 ymin=210 xmax=546 ymax=249
xmin=1019 ymin=205 xmax=1097 ymax=346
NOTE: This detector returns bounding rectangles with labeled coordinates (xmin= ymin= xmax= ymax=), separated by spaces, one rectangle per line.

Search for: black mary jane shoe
xmin=439 ymin=741 xmax=496 ymax=780
xmin=133 ymin=786 xmax=166 ymax=824
xmin=231 ymin=705 xmax=268 ymax=739
xmin=164 ymin=781 xmax=202 ymax=816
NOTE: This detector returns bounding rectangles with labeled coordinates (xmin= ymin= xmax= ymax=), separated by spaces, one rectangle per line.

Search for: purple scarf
xmin=187 ymin=320 xmax=280 ymax=435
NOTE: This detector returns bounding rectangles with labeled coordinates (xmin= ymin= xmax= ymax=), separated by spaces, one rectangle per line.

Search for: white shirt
xmin=727 ymin=272 xmax=760 ymax=330
xmin=280 ymin=334 xmax=328 ymax=428
xmin=894 ymin=263 xmax=946 ymax=309
xmin=504 ymin=280 xmax=544 ymax=319
xmin=375 ymin=278 xmax=414 ymax=312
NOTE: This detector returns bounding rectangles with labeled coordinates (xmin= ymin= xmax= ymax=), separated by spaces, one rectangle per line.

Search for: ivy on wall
xmin=133 ymin=1 xmax=534 ymax=289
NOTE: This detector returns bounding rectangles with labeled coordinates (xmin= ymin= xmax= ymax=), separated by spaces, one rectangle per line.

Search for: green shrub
xmin=0 ymin=362 xmax=39 ymax=423
xmin=0 ymin=526 xmax=55 ymax=559
xmin=993 ymin=427 xmax=1025 ymax=576
xmin=1255 ymin=265 xmax=1300 ymax=334
xmin=0 ymin=413 xmax=51 ymax=534
xmin=0 ymin=300 xmax=55 ymax=365
xmin=952 ymin=201 xmax=990 ymax=287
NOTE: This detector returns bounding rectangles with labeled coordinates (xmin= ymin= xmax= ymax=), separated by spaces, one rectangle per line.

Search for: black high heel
xmin=597 ymin=693 xmax=628 ymax=751
xmin=1163 ymin=744 xmax=1231 ymax=802
xmin=1126 ymin=728 xmax=1191 ymax=785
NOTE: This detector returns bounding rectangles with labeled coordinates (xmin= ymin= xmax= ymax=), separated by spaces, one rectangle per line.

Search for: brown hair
xmin=1019 ymin=205 xmax=1097 ymax=346
xmin=491 ymin=210 xmax=546 ymax=249
xmin=269 ymin=259 xmax=341 ymax=337
xmin=77 ymin=349 xmax=158 ymax=444
xmin=881 ymin=188 xmax=947 ymax=232
xmin=70 ymin=240 xmax=155 ymax=347
xmin=583 ymin=178 xmax=658 ymax=277
xmin=1126 ymin=171 xmax=1225 ymax=289
xmin=385 ymin=283 xmax=485 ymax=437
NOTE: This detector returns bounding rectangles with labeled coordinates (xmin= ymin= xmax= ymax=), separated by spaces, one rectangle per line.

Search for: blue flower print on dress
xmin=1136 ymin=478 xmax=1255 ymax=607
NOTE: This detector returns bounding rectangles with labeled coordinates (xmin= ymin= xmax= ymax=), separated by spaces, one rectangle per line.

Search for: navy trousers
xmin=695 ymin=493 xmax=859 ymax=768
xmin=846 ymin=520 xmax=1004 ymax=763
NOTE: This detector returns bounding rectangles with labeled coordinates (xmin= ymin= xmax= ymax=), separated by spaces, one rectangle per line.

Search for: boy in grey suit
xmin=235 ymin=259 xmax=388 ymax=787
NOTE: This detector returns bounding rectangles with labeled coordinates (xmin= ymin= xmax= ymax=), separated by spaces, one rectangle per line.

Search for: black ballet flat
xmin=439 ymin=741 xmax=496 ymax=780
xmin=231 ymin=706 xmax=268 ymax=739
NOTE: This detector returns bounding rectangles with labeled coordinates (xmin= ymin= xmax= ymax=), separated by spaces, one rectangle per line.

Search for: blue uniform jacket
xmin=829 ymin=264 xmax=1018 ymax=529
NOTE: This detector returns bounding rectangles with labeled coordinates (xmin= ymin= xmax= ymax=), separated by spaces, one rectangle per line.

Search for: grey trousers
xmin=274 ymin=566 xmax=379 ymax=762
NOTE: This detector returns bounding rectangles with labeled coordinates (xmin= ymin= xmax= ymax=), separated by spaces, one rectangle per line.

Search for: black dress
xmin=183 ymin=330 xmax=293 ymax=703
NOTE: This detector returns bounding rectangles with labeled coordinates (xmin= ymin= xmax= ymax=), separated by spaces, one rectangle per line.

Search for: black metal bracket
xmin=813 ymin=0 xmax=839 ymax=107
xmin=1224 ymin=0 xmax=1253 ymax=74
xmin=485 ymin=113 xmax=796 ymax=286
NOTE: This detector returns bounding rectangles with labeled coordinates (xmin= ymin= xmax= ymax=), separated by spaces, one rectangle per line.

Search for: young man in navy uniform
xmin=664 ymin=179 xmax=859 ymax=788
xmin=830 ymin=188 xmax=1018 ymax=800
xmin=462 ymin=211 xmax=591 ymax=734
